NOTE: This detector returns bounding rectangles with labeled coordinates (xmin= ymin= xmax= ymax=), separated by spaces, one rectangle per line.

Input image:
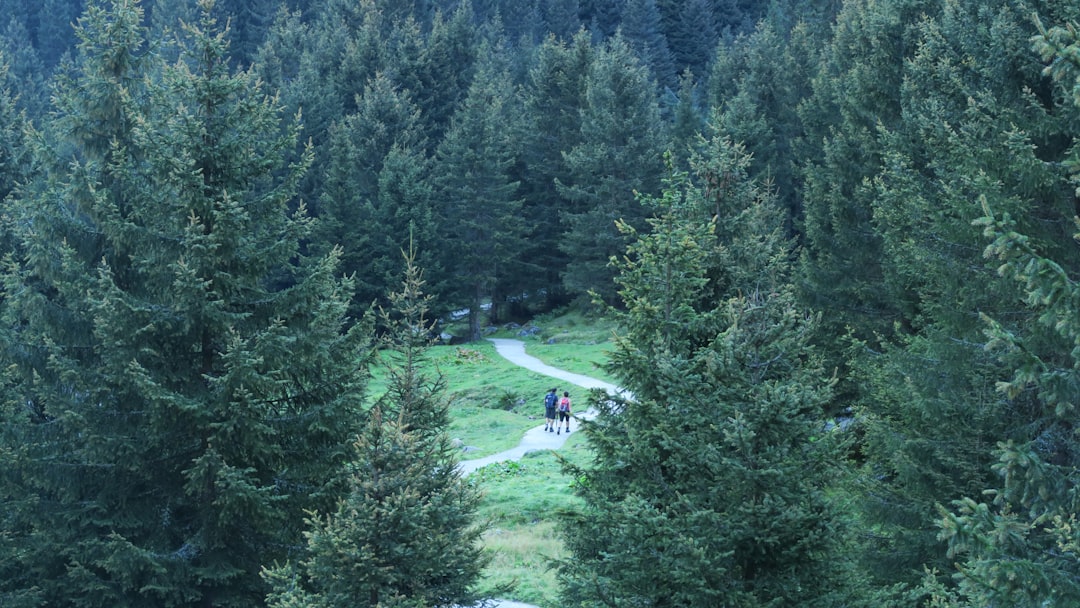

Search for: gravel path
xmin=460 ymin=338 xmax=626 ymax=608
xmin=457 ymin=339 xmax=622 ymax=475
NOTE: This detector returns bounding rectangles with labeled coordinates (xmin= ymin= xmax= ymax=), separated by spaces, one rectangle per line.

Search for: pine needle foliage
xmin=558 ymin=139 xmax=858 ymax=607
xmin=929 ymin=18 xmax=1080 ymax=607
xmin=264 ymin=240 xmax=488 ymax=608
xmin=0 ymin=1 xmax=372 ymax=605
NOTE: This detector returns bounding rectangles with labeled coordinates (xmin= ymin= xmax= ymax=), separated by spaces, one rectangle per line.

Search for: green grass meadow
xmin=372 ymin=312 xmax=616 ymax=606
xmin=470 ymin=432 xmax=594 ymax=606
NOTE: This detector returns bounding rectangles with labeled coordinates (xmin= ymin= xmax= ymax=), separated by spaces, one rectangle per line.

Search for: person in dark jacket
xmin=543 ymin=387 xmax=559 ymax=432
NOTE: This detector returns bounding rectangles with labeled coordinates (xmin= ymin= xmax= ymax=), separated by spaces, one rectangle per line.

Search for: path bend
xmin=459 ymin=339 xmax=625 ymax=608
xmin=457 ymin=339 xmax=624 ymax=475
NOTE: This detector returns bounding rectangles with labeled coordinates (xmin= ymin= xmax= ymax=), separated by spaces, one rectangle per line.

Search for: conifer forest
xmin=2 ymin=0 xmax=1080 ymax=606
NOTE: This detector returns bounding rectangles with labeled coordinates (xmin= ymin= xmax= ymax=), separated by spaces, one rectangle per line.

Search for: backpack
xmin=544 ymin=392 xmax=557 ymax=408
xmin=558 ymin=397 xmax=570 ymax=412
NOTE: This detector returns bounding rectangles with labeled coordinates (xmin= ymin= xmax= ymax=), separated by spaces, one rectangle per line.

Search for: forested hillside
xmin=1 ymin=0 xmax=1079 ymax=606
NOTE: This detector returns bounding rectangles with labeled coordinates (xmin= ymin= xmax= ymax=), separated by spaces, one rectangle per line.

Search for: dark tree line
xmin=1 ymin=0 xmax=1080 ymax=607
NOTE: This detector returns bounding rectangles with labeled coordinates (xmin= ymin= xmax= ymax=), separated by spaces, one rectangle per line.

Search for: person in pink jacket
xmin=556 ymin=391 xmax=572 ymax=435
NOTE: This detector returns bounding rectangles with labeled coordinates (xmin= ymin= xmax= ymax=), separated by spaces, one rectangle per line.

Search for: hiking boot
xmin=557 ymin=429 xmax=560 ymax=435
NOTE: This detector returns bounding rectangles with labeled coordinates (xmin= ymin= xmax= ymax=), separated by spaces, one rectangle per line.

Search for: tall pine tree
xmin=315 ymin=72 xmax=439 ymax=317
xmin=0 ymin=2 xmax=371 ymax=605
xmin=557 ymin=32 xmax=667 ymax=304
xmin=847 ymin=0 xmax=1080 ymax=596
xmin=432 ymin=39 xmax=525 ymax=338
xmin=927 ymin=11 xmax=1080 ymax=607
xmin=560 ymin=136 xmax=857 ymax=606
xmin=516 ymin=30 xmax=593 ymax=308
xmin=264 ymin=243 xmax=487 ymax=608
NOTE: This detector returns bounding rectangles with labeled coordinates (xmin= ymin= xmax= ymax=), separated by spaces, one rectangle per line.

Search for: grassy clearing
xmin=479 ymin=520 xmax=565 ymax=606
xmin=369 ymin=341 xmax=569 ymax=457
xmin=490 ymin=308 xmax=622 ymax=385
xmin=470 ymin=432 xmax=594 ymax=607
xmin=370 ymin=311 xmax=611 ymax=605
xmin=524 ymin=340 xmax=619 ymax=385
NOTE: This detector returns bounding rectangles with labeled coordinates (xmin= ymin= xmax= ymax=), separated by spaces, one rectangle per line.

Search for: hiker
xmin=557 ymin=391 xmax=572 ymax=434
xmin=543 ymin=387 xmax=559 ymax=432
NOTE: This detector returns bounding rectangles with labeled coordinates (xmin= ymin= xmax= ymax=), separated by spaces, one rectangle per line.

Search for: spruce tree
xmin=541 ymin=0 xmax=582 ymax=42
xmin=316 ymin=72 xmax=438 ymax=316
xmin=712 ymin=19 xmax=818 ymax=226
xmin=796 ymin=0 xmax=935 ymax=346
xmin=0 ymin=53 xmax=30 ymax=254
xmin=670 ymin=68 xmax=704 ymax=170
xmin=500 ymin=0 xmax=545 ymax=45
xmin=255 ymin=0 xmax=379 ymax=206
xmin=556 ymin=32 xmax=667 ymax=304
xmin=216 ymin=0 xmax=278 ymax=66
xmin=516 ymin=30 xmax=593 ymax=307
xmin=432 ymin=40 xmax=525 ymax=338
xmin=37 ymin=0 xmax=82 ymax=68
xmin=584 ymin=0 xmax=622 ymax=39
xmin=847 ymin=0 xmax=1080 ymax=595
xmin=264 ymin=243 xmax=487 ymax=608
xmin=0 ymin=2 xmax=371 ymax=605
xmin=791 ymin=3 xmax=940 ymax=589
xmin=414 ymin=3 xmax=479 ymax=152
xmin=0 ymin=18 xmax=48 ymax=118
xmin=927 ymin=13 xmax=1080 ymax=607
xmin=668 ymin=0 xmax=715 ymax=77
xmin=621 ymin=0 xmax=677 ymax=89
xmin=559 ymin=137 xmax=856 ymax=606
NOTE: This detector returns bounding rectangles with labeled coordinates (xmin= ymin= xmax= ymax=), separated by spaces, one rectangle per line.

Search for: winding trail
xmin=458 ymin=339 xmax=624 ymax=475
xmin=460 ymin=339 xmax=626 ymax=608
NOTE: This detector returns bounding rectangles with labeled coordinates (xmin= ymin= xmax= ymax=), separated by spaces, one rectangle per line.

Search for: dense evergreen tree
xmin=0 ymin=2 xmax=370 ymax=605
xmin=847 ymin=1 xmax=1080 ymax=597
xmin=415 ymin=3 xmax=480 ymax=151
xmin=148 ymin=0 xmax=198 ymax=45
xmin=0 ymin=0 xmax=31 ymax=33
xmin=791 ymin=14 xmax=935 ymax=577
xmin=251 ymin=5 xmax=309 ymax=98
xmin=516 ymin=30 xmax=594 ymax=308
xmin=0 ymin=18 xmax=48 ymax=118
xmin=432 ymin=40 xmax=525 ymax=337
xmin=541 ymin=0 xmax=582 ymax=41
xmin=0 ymin=54 xmax=30 ymax=261
xmin=37 ymin=0 xmax=83 ymax=68
xmin=500 ymin=0 xmax=545 ymax=46
xmin=217 ymin=0 xmax=280 ymax=66
xmin=315 ymin=72 xmax=438 ymax=317
xmin=764 ymin=0 xmax=842 ymax=39
xmin=265 ymin=244 xmax=486 ymax=608
xmin=0 ymin=55 xmax=29 ymax=190
xmin=710 ymin=20 xmax=819 ymax=227
xmin=620 ymin=0 xmax=676 ymax=88
xmin=668 ymin=0 xmax=715 ymax=77
xmin=255 ymin=2 xmax=351 ymax=206
xmin=583 ymin=0 xmax=622 ymax=38
xmin=669 ymin=68 xmax=704 ymax=167
xmin=503 ymin=0 xmax=544 ymax=46
xmin=557 ymin=33 xmax=667 ymax=304
xmin=915 ymin=10 xmax=1080 ymax=608
xmin=796 ymin=0 xmax=933 ymax=346
xmin=560 ymin=137 xmax=857 ymax=607
xmin=931 ymin=208 xmax=1080 ymax=606
xmin=373 ymin=146 xmax=445 ymax=312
